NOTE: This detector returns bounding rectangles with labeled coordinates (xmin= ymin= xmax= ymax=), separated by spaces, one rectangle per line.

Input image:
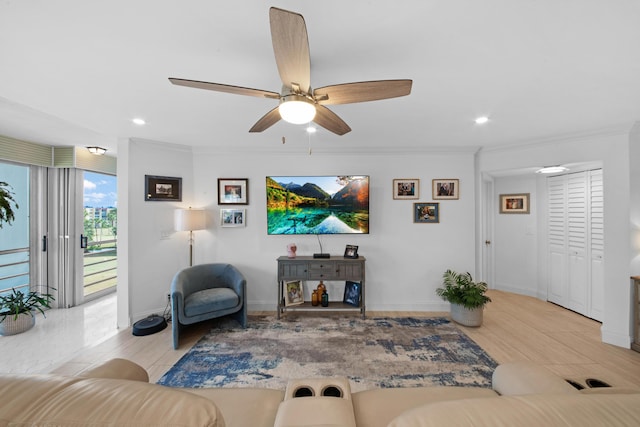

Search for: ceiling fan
xmin=169 ymin=7 xmax=412 ymax=136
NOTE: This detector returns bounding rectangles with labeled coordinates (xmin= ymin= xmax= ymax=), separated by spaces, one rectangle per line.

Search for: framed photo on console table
xmin=218 ymin=178 xmax=248 ymax=205
xmin=343 ymin=281 xmax=361 ymax=307
xmin=344 ymin=244 xmax=359 ymax=259
xmin=285 ymin=280 xmax=304 ymax=306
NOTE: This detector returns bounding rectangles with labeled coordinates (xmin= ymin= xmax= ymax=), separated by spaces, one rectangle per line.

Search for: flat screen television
xmin=266 ymin=175 xmax=369 ymax=235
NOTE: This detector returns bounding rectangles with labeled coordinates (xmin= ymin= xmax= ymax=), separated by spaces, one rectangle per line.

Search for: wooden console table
xmin=277 ymin=256 xmax=366 ymax=319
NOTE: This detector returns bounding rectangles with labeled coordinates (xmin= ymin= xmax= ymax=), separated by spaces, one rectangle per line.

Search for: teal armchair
xmin=170 ymin=263 xmax=247 ymax=349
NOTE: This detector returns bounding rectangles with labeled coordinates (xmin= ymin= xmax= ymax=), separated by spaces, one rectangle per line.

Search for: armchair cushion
xmin=185 ymin=288 xmax=240 ymax=317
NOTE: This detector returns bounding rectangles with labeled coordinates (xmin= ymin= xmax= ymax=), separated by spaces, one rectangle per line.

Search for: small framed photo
xmin=343 ymin=281 xmax=361 ymax=307
xmin=393 ymin=179 xmax=419 ymax=199
xmin=500 ymin=193 xmax=530 ymax=214
xmin=218 ymin=178 xmax=248 ymax=205
xmin=145 ymin=175 xmax=182 ymax=201
xmin=432 ymin=179 xmax=459 ymax=200
xmin=414 ymin=202 xmax=439 ymax=223
xmin=285 ymin=280 xmax=304 ymax=306
xmin=220 ymin=209 xmax=246 ymax=227
xmin=344 ymin=244 xmax=359 ymax=259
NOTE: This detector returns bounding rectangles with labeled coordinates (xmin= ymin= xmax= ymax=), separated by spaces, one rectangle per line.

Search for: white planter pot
xmin=0 ymin=312 xmax=36 ymax=336
xmin=450 ymin=303 xmax=484 ymax=327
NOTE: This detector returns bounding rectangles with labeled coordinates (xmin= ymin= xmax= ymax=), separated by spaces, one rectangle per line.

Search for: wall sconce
xmin=174 ymin=207 xmax=206 ymax=266
xmin=87 ymin=146 xmax=107 ymax=155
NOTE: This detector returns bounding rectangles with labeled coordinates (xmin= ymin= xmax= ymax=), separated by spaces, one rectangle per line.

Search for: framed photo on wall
xmin=393 ymin=178 xmax=419 ymax=199
xmin=218 ymin=178 xmax=248 ymax=205
xmin=432 ymin=179 xmax=459 ymax=200
xmin=414 ymin=202 xmax=440 ymax=223
xmin=145 ymin=175 xmax=182 ymax=201
xmin=285 ymin=280 xmax=304 ymax=306
xmin=220 ymin=209 xmax=246 ymax=227
xmin=500 ymin=193 xmax=530 ymax=214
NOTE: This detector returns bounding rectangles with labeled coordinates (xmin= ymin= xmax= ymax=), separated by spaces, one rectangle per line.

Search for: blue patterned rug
xmin=157 ymin=316 xmax=497 ymax=392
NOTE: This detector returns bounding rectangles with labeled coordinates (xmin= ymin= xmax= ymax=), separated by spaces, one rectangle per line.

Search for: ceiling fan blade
xmin=269 ymin=7 xmax=311 ymax=93
xmin=314 ymin=80 xmax=413 ymax=105
xmin=249 ymin=107 xmax=281 ymax=133
xmin=313 ymin=105 xmax=351 ymax=136
xmin=169 ymin=78 xmax=280 ymax=99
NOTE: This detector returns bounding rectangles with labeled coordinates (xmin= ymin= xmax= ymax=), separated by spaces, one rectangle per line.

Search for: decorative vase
xmin=450 ymin=303 xmax=483 ymax=327
xmin=286 ymin=243 xmax=297 ymax=258
xmin=321 ymin=291 xmax=329 ymax=307
xmin=311 ymin=290 xmax=319 ymax=306
xmin=0 ymin=312 xmax=36 ymax=336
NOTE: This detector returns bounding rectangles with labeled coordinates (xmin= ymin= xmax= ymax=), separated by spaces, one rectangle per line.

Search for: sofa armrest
xmin=79 ymin=358 xmax=149 ymax=382
xmin=492 ymin=361 xmax=578 ymax=395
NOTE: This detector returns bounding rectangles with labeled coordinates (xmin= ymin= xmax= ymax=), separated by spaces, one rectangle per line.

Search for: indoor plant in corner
xmin=436 ymin=269 xmax=491 ymax=327
xmin=0 ymin=287 xmax=55 ymax=336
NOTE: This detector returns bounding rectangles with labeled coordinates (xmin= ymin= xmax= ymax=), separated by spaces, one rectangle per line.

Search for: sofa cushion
xmin=387 ymin=393 xmax=640 ymax=427
xmin=351 ymin=386 xmax=497 ymax=427
xmin=187 ymin=387 xmax=284 ymax=427
xmin=185 ymin=288 xmax=239 ymax=317
xmin=492 ymin=361 xmax=578 ymax=395
xmin=0 ymin=375 xmax=225 ymax=427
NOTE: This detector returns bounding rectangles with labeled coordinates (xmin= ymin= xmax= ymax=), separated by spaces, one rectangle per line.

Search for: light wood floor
xmin=48 ymin=290 xmax=640 ymax=388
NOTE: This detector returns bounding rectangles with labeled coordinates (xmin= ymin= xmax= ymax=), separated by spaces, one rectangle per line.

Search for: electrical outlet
xmin=167 ymin=293 xmax=171 ymax=302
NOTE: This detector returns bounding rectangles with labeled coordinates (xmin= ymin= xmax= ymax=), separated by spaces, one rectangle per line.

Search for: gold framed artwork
xmin=499 ymin=193 xmax=530 ymax=214
xmin=285 ymin=280 xmax=304 ymax=306
xmin=432 ymin=179 xmax=459 ymax=200
xmin=393 ymin=179 xmax=419 ymax=200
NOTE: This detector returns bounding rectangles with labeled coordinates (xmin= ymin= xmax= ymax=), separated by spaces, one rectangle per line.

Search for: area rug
xmin=157 ymin=316 xmax=497 ymax=392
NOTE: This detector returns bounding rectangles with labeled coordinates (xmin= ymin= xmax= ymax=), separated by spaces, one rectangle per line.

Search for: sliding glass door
xmin=82 ymin=171 xmax=117 ymax=301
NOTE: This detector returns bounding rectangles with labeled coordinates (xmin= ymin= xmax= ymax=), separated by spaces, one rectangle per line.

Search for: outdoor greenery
xmin=436 ymin=269 xmax=491 ymax=310
xmin=0 ymin=181 xmax=18 ymax=228
xmin=0 ymin=287 xmax=55 ymax=323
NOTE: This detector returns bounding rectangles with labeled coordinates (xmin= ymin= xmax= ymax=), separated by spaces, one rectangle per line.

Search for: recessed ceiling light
xmin=132 ymin=118 xmax=146 ymax=125
xmin=475 ymin=116 xmax=489 ymax=125
xmin=536 ymin=166 xmax=569 ymax=174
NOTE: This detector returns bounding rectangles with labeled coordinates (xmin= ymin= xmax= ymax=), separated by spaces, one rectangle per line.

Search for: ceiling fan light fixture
xmin=279 ymin=94 xmax=316 ymax=124
xmin=536 ymin=166 xmax=568 ymax=174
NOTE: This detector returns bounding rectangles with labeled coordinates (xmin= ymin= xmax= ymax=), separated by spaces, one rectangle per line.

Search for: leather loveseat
xmin=1 ymin=358 xmax=639 ymax=426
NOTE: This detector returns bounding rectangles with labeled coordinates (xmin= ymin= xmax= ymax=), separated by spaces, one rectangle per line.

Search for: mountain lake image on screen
xmin=266 ymin=175 xmax=369 ymax=235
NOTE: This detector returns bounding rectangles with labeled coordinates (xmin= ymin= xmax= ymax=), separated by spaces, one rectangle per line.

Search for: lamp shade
xmin=174 ymin=208 xmax=206 ymax=232
xmin=279 ymin=95 xmax=316 ymax=124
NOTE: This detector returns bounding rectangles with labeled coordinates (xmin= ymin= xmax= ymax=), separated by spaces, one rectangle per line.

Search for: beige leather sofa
xmin=1 ymin=358 xmax=639 ymax=426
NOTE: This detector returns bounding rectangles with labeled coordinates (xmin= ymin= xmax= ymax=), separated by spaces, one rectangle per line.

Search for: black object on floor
xmin=585 ymin=378 xmax=611 ymax=388
xmin=565 ymin=379 xmax=585 ymax=390
xmin=132 ymin=315 xmax=167 ymax=336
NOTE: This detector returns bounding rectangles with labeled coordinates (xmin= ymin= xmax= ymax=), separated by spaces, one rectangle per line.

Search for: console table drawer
xmin=308 ymin=262 xmax=338 ymax=279
xmin=279 ymin=262 xmax=309 ymax=279
xmin=337 ymin=262 xmax=362 ymax=280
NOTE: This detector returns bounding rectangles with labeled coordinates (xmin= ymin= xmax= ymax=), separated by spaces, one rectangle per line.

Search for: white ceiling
xmin=1 ymin=0 xmax=639 ymax=155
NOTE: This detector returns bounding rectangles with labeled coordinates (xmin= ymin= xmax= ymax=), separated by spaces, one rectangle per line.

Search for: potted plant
xmin=0 ymin=287 xmax=55 ymax=336
xmin=0 ymin=181 xmax=19 ymax=229
xmin=436 ymin=269 xmax=491 ymax=327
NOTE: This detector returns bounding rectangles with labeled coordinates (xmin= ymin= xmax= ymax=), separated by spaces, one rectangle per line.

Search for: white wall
xmin=492 ymin=175 xmax=538 ymax=296
xmin=630 ymin=123 xmax=640 ymax=274
xmin=477 ymin=129 xmax=632 ymax=347
xmin=119 ymin=141 xmax=479 ymax=322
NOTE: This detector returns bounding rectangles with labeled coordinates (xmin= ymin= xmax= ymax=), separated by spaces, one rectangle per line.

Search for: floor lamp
xmin=174 ymin=207 xmax=206 ymax=266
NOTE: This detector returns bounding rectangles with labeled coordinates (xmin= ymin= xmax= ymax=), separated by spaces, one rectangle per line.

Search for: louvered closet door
xmin=546 ymin=169 xmax=603 ymax=320
xmin=589 ymin=170 xmax=604 ymax=321
xmin=547 ymin=175 xmax=567 ymax=306
xmin=566 ymin=172 xmax=588 ymax=314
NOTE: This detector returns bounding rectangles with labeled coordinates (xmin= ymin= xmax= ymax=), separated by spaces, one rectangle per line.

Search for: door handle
xmin=485 ymin=240 xmax=491 ymax=245
xmin=42 ymin=235 xmax=47 ymax=252
xmin=80 ymin=234 xmax=88 ymax=249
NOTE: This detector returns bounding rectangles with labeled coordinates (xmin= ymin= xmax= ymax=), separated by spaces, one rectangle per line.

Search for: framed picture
xmin=218 ymin=178 xmax=248 ymax=205
xmin=220 ymin=209 xmax=246 ymax=227
xmin=414 ymin=202 xmax=439 ymax=223
xmin=432 ymin=179 xmax=459 ymax=200
xmin=343 ymin=281 xmax=361 ymax=307
xmin=145 ymin=175 xmax=182 ymax=201
xmin=344 ymin=244 xmax=359 ymax=259
xmin=393 ymin=178 xmax=419 ymax=199
xmin=500 ymin=193 xmax=530 ymax=214
xmin=285 ymin=280 xmax=304 ymax=306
